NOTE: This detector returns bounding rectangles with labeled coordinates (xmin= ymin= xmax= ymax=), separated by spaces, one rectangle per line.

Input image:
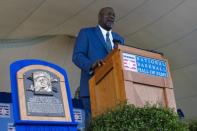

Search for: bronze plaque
xmin=17 ymin=65 xmax=71 ymax=122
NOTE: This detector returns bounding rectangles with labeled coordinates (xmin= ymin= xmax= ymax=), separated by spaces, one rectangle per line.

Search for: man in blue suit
xmin=72 ymin=7 xmax=124 ymax=127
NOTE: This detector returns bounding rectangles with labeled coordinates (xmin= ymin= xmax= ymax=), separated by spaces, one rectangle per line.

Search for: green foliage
xmin=186 ymin=119 xmax=197 ymax=131
xmin=88 ymin=104 xmax=188 ymax=131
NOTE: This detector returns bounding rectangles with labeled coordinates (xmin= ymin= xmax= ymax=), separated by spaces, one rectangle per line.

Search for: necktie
xmin=106 ymin=32 xmax=112 ymax=52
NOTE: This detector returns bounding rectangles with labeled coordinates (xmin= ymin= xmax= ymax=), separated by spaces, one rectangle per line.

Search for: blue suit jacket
xmin=72 ymin=26 xmax=124 ymax=97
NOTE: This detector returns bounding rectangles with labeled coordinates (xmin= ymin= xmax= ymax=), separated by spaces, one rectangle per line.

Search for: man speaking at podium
xmin=72 ymin=7 xmax=124 ymax=127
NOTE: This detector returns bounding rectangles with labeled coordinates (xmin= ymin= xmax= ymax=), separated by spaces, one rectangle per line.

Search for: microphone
xmin=113 ymin=39 xmax=121 ymax=49
xmin=113 ymin=39 xmax=121 ymax=44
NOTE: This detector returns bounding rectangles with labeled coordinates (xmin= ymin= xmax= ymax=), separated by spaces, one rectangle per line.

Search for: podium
xmin=89 ymin=45 xmax=176 ymax=117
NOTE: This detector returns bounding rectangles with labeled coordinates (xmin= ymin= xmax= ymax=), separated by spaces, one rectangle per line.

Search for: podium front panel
xmin=119 ymin=46 xmax=176 ymax=109
xmin=125 ymin=81 xmax=166 ymax=107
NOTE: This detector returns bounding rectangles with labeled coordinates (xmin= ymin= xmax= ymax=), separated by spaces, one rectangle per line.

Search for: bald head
xmin=98 ymin=7 xmax=115 ymax=31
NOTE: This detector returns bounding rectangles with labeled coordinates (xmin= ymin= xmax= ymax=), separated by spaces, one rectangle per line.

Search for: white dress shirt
xmin=98 ymin=25 xmax=114 ymax=49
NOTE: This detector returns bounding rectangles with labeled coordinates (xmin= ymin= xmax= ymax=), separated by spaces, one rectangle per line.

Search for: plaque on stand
xmin=10 ymin=59 xmax=77 ymax=131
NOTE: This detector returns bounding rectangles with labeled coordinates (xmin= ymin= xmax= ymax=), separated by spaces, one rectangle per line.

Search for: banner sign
xmin=123 ymin=53 xmax=168 ymax=77
xmin=0 ymin=103 xmax=10 ymax=118
xmin=73 ymin=108 xmax=85 ymax=131
xmin=0 ymin=103 xmax=15 ymax=131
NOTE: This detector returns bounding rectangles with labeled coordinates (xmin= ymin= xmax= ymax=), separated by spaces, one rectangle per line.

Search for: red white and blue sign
xmin=123 ymin=53 xmax=168 ymax=77
xmin=0 ymin=103 xmax=10 ymax=118
xmin=0 ymin=103 xmax=15 ymax=131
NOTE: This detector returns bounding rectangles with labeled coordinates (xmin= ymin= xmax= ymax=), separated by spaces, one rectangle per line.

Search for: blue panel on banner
xmin=73 ymin=108 xmax=85 ymax=131
xmin=123 ymin=53 xmax=168 ymax=77
xmin=136 ymin=55 xmax=168 ymax=77
xmin=0 ymin=92 xmax=15 ymax=131
xmin=0 ymin=103 xmax=15 ymax=131
xmin=72 ymin=99 xmax=85 ymax=131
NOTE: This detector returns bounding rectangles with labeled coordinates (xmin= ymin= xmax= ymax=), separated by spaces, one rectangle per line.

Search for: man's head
xmin=98 ymin=7 xmax=115 ymax=31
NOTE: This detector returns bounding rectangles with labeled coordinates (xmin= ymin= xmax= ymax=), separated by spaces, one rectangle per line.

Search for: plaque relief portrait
xmin=27 ymin=71 xmax=58 ymax=95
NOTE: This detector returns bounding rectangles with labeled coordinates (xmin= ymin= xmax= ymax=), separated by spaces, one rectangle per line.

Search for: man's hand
xmin=91 ymin=60 xmax=105 ymax=71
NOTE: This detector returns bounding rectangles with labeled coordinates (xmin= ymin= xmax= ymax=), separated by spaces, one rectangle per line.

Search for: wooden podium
xmin=89 ymin=45 xmax=176 ymax=117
